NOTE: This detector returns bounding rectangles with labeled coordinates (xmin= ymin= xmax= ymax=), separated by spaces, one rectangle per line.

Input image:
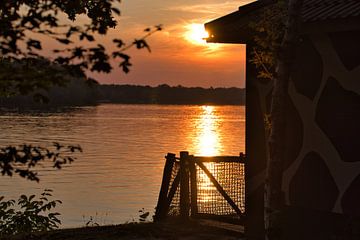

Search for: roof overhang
xmin=205 ymin=0 xmax=360 ymax=44
xmin=205 ymin=0 xmax=271 ymax=44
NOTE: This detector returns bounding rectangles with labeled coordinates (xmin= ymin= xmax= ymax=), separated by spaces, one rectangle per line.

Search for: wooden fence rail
xmin=154 ymin=151 xmax=246 ymax=222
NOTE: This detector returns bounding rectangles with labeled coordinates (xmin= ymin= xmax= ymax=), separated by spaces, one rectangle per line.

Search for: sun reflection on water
xmin=195 ymin=106 xmax=222 ymax=156
xmin=194 ymin=106 xmax=220 ymax=205
xmin=193 ymin=106 xmax=235 ymax=209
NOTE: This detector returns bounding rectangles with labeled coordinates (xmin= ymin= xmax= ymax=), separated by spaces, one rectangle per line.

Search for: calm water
xmin=0 ymin=104 xmax=245 ymax=228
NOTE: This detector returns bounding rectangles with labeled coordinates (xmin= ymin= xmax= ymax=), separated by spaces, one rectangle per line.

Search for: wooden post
xmin=166 ymin=171 xmax=180 ymax=206
xmin=154 ymin=153 xmax=175 ymax=221
xmin=180 ymin=151 xmax=190 ymax=220
xmin=239 ymin=152 xmax=245 ymax=162
xmin=189 ymin=155 xmax=198 ymax=216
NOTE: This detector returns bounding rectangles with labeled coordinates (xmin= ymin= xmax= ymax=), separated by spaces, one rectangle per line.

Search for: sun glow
xmin=184 ymin=24 xmax=209 ymax=45
xmin=184 ymin=23 xmax=221 ymax=53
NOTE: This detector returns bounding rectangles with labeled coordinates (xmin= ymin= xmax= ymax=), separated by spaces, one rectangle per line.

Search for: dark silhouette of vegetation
xmin=0 ymin=57 xmax=99 ymax=108
xmin=0 ymin=143 xmax=82 ymax=182
xmin=0 ymin=0 xmax=162 ymax=102
xmin=0 ymin=190 xmax=62 ymax=236
xmin=2 ymin=219 xmax=242 ymax=240
xmin=0 ymin=1 xmax=163 ymax=236
xmin=0 ymin=84 xmax=245 ymax=108
xmin=0 ymin=0 xmax=160 ymax=175
xmin=98 ymin=84 xmax=245 ymax=105
xmin=250 ymin=0 xmax=304 ymax=239
xmin=0 ymin=77 xmax=98 ymax=109
xmin=0 ymin=0 xmax=161 ymax=72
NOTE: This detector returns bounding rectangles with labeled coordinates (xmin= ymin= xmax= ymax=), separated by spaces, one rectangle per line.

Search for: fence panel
xmin=155 ymin=152 xmax=245 ymax=223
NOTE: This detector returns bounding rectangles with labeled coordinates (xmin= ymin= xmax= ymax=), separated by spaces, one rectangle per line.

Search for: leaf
xmin=28 ymin=195 xmax=35 ymax=202
xmin=80 ymin=33 xmax=95 ymax=42
xmin=139 ymin=212 xmax=149 ymax=219
xmin=27 ymin=39 xmax=42 ymax=50
xmin=66 ymin=27 xmax=79 ymax=38
xmin=20 ymin=195 xmax=27 ymax=202
xmin=54 ymin=56 xmax=70 ymax=65
xmin=72 ymin=47 xmax=86 ymax=58
xmin=155 ymin=24 xmax=163 ymax=31
xmin=119 ymin=60 xmax=132 ymax=74
xmin=56 ymin=38 xmax=72 ymax=45
xmin=113 ymin=39 xmax=124 ymax=48
xmin=133 ymin=39 xmax=151 ymax=52
xmin=111 ymin=7 xmax=121 ymax=15
xmin=112 ymin=52 xmax=130 ymax=61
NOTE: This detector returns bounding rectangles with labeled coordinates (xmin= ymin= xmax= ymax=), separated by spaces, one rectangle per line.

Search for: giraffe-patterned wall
xmin=245 ymin=30 xmax=360 ymax=239
xmin=284 ymin=30 xmax=360 ymax=215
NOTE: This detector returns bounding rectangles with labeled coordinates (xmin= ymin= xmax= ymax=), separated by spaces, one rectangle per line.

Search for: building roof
xmin=303 ymin=0 xmax=360 ymax=22
xmin=205 ymin=0 xmax=360 ymax=43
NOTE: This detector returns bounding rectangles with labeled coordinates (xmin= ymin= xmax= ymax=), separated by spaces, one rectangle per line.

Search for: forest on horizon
xmin=0 ymin=78 xmax=245 ymax=109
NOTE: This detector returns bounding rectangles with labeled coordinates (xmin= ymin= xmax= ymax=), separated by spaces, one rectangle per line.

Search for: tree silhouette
xmin=0 ymin=143 xmax=82 ymax=182
xmin=251 ymin=0 xmax=304 ymax=239
xmin=0 ymin=0 xmax=161 ymax=180
xmin=0 ymin=0 xmax=162 ymax=100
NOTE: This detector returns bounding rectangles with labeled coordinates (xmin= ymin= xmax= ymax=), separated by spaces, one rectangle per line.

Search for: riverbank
xmin=4 ymin=219 xmax=243 ymax=240
xmin=0 ymin=84 xmax=245 ymax=109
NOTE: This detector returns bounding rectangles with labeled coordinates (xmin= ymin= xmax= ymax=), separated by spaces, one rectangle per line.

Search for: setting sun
xmin=184 ymin=23 xmax=209 ymax=45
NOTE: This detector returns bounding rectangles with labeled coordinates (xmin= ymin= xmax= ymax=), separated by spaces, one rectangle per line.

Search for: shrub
xmin=0 ymin=189 xmax=62 ymax=236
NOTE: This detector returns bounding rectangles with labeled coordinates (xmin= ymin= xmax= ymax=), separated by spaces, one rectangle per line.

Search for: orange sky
xmin=44 ymin=1 xmax=253 ymax=87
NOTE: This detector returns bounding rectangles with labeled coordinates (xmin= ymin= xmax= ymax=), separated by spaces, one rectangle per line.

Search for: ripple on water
xmin=0 ymin=104 xmax=245 ymax=227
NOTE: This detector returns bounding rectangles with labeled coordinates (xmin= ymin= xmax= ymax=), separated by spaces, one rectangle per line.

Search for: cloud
xmin=165 ymin=1 xmax=253 ymax=15
xmin=91 ymin=0 xmax=250 ymax=87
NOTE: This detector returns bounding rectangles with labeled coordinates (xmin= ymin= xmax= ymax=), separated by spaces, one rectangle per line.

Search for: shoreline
xmin=4 ymin=220 xmax=243 ymax=240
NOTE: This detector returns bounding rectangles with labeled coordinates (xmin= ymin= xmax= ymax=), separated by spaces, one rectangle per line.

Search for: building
xmin=205 ymin=0 xmax=360 ymax=239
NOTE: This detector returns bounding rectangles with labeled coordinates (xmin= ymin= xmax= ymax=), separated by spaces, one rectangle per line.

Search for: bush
xmin=0 ymin=189 xmax=62 ymax=236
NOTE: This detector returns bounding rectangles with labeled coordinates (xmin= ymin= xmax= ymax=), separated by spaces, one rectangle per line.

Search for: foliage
xmin=138 ymin=208 xmax=150 ymax=222
xmin=0 ymin=84 xmax=245 ymax=107
xmin=249 ymin=1 xmax=287 ymax=81
xmin=84 ymin=215 xmax=100 ymax=227
xmin=97 ymin=84 xmax=245 ymax=105
xmin=82 ymin=212 xmax=111 ymax=227
xmin=251 ymin=1 xmax=305 ymax=240
xmin=0 ymin=57 xmax=82 ymax=102
xmin=0 ymin=142 xmax=82 ymax=182
xmin=0 ymin=0 xmax=162 ymax=100
xmin=0 ymin=189 xmax=62 ymax=236
xmin=0 ymin=2 xmax=162 ymax=234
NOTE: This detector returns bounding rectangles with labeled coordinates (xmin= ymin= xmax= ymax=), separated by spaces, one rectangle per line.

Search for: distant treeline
xmin=98 ymin=84 xmax=245 ymax=105
xmin=0 ymin=81 xmax=245 ymax=109
xmin=0 ymin=78 xmax=98 ymax=109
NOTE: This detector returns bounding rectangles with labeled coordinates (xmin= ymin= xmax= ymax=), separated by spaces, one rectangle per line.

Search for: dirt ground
xmin=3 ymin=219 xmax=244 ymax=240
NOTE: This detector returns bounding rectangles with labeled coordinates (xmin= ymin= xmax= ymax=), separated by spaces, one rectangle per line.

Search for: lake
xmin=0 ymin=104 xmax=245 ymax=228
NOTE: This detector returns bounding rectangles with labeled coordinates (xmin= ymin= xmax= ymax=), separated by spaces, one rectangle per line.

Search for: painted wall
xmin=245 ymin=30 xmax=360 ymax=239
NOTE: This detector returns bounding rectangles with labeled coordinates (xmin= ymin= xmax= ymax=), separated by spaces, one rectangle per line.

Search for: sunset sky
xmin=88 ymin=0 xmax=252 ymax=88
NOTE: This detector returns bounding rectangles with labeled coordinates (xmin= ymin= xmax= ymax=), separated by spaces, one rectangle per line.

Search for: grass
xmin=2 ymin=218 xmax=243 ymax=240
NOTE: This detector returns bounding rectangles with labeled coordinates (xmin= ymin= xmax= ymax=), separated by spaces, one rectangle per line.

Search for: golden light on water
xmin=194 ymin=106 xmax=222 ymax=204
xmin=195 ymin=106 xmax=222 ymax=156
xmin=197 ymin=162 xmax=217 ymax=203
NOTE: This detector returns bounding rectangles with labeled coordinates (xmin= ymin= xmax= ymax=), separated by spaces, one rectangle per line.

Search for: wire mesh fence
xmin=168 ymin=159 xmax=180 ymax=216
xmin=155 ymin=152 xmax=245 ymax=223
xmin=196 ymin=161 xmax=245 ymax=216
